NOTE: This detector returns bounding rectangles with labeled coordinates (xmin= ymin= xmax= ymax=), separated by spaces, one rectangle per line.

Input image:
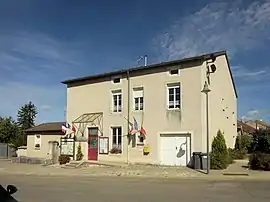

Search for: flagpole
xmin=126 ymin=70 xmax=130 ymax=164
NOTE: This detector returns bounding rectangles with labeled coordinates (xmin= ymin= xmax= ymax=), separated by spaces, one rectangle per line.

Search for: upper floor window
xmin=112 ymin=90 xmax=122 ymax=113
xmin=167 ymin=83 xmax=180 ymax=109
xmin=133 ymin=87 xmax=143 ymax=111
xmin=169 ymin=69 xmax=179 ymax=75
xmin=113 ymin=77 xmax=121 ymax=83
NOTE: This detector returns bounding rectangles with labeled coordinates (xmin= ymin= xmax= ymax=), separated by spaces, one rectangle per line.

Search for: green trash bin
xmin=192 ymin=152 xmax=202 ymax=169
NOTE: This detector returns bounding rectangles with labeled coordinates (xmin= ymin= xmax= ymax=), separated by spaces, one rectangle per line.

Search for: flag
xmin=61 ymin=124 xmax=67 ymax=133
xmin=140 ymin=126 xmax=147 ymax=136
xmin=61 ymin=122 xmax=70 ymax=133
xmin=133 ymin=117 xmax=138 ymax=131
xmin=72 ymin=124 xmax=76 ymax=132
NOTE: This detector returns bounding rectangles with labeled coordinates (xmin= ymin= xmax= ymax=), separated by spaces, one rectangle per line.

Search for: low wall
xmin=17 ymin=146 xmax=27 ymax=157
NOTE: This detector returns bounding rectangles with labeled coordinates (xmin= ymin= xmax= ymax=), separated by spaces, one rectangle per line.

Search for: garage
xmin=160 ymin=134 xmax=191 ymax=166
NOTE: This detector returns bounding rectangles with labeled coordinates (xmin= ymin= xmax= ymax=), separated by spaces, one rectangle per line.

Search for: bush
xmin=228 ymin=148 xmax=247 ymax=160
xmin=235 ymin=135 xmax=252 ymax=153
xmin=227 ymin=148 xmax=235 ymax=164
xmin=249 ymin=152 xmax=270 ymax=171
xmin=76 ymin=143 xmax=84 ymax=161
xmin=110 ymin=147 xmax=122 ymax=154
xmin=250 ymin=129 xmax=270 ymax=153
xmin=211 ymin=130 xmax=229 ymax=169
xmin=58 ymin=155 xmax=71 ymax=165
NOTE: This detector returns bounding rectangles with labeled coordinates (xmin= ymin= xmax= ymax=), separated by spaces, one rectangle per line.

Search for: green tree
xmin=17 ymin=101 xmax=38 ymax=145
xmin=211 ymin=130 xmax=229 ymax=169
xmin=0 ymin=117 xmax=20 ymax=144
xmin=76 ymin=143 xmax=84 ymax=161
xmin=17 ymin=101 xmax=38 ymax=130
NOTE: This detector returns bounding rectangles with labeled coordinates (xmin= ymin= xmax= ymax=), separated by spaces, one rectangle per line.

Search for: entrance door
xmin=88 ymin=127 xmax=99 ymax=160
xmin=160 ymin=135 xmax=190 ymax=166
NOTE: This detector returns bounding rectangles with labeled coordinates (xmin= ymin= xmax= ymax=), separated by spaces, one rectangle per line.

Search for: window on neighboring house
xmin=133 ymin=88 xmax=144 ymax=111
xmin=112 ymin=127 xmax=122 ymax=151
xmin=167 ymin=83 xmax=180 ymax=109
xmin=34 ymin=135 xmax=41 ymax=149
xmin=169 ymin=69 xmax=179 ymax=75
xmin=112 ymin=90 xmax=122 ymax=112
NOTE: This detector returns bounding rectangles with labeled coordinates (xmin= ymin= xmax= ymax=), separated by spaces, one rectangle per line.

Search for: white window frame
xmin=168 ymin=68 xmax=180 ymax=76
xmin=112 ymin=90 xmax=122 ymax=113
xmin=34 ymin=134 xmax=41 ymax=150
xmin=167 ymin=83 xmax=181 ymax=110
xmin=133 ymin=87 xmax=144 ymax=111
xmin=111 ymin=126 xmax=123 ymax=153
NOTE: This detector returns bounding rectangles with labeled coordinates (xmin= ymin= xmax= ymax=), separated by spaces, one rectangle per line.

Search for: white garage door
xmin=160 ymin=135 xmax=191 ymax=166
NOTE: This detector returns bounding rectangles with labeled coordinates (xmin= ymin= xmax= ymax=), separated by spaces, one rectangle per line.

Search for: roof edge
xmin=62 ymin=50 xmax=227 ymax=85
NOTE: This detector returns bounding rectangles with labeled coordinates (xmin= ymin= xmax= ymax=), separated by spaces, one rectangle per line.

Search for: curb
xmin=1 ymin=171 xmax=270 ymax=181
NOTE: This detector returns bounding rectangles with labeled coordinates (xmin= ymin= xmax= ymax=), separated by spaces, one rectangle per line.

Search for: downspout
xmin=126 ymin=70 xmax=130 ymax=164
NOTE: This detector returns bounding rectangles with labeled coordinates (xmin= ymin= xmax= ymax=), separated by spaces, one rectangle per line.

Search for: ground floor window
xmin=111 ymin=126 xmax=122 ymax=154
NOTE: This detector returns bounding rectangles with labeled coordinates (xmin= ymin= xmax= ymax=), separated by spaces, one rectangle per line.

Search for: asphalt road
xmin=1 ymin=174 xmax=270 ymax=202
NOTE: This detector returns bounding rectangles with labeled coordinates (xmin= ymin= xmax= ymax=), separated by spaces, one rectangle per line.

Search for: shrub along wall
xmin=248 ymin=129 xmax=270 ymax=171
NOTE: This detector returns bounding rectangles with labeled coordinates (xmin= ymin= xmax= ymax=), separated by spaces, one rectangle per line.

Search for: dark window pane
xmin=169 ymin=94 xmax=174 ymax=101
xmin=168 ymin=88 xmax=174 ymax=95
xmin=113 ymin=78 xmax=120 ymax=83
xmin=176 ymin=94 xmax=180 ymax=101
xmin=170 ymin=69 xmax=179 ymax=75
xmin=175 ymin=87 xmax=180 ymax=94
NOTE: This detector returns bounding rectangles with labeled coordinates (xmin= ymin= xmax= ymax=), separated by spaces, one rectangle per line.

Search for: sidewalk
xmin=1 ymin=159 xmax=270 ymax=181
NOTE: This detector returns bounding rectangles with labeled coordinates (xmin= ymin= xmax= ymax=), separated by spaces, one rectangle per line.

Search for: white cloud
xmin=153 ymin=0 xmax=270 ymax=61
xmin=40 ymin=105 xmax=52 ymax=111
xmin=231 ymin=65 xmax=266 ymax=78
xmin=0 ymin=82 xmax=66 ymax=122
xmin=242 ymin=109 xmax=270 ymax=121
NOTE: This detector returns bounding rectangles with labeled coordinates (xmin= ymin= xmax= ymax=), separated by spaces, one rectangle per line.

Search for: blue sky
xmin=0 ymin=0 xmax=270 ymax=124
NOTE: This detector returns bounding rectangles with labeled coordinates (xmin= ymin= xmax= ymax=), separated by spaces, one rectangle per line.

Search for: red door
xmin=88 ymin=127 xmax=98 ymax=160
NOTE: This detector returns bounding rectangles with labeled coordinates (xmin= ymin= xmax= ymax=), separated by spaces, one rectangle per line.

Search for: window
xmin=133 ymin=88 xmax=143 ymax=111
xmin=112 ymin=90 xmax=122 ymax=112
xmin=113 ymin=77 xmax=121 ymax=83
xmin=34 ymin=135 xmax=41 ymax=149
xmin=169 ymin=69 xmax=179 ymax=75
xmin=112 ymin=127 xmax=122 ymax=150
xmin=137 ymin=134 xmax=145 ymax=146
xmin=167 ymin=83 xmax=180 ymax=109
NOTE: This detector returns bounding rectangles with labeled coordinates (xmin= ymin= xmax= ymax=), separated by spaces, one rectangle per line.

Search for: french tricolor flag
xmin=62 ymin=123 xmax=70 ymax=134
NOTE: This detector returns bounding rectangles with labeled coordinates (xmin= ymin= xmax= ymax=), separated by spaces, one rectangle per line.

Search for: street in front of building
xmin=1 ymin=174 xmax=270 ymax=202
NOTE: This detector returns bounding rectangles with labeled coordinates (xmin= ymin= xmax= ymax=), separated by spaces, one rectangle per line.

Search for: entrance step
xmin=62 ymin=161 xmax=84 ymax=169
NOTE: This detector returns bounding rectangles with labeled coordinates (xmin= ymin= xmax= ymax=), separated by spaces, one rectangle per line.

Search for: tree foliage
xmin=0 ymin=117 xmax=19 ymax=144
xmin=76 ymin=143 xmax=84 ymax=161
xmin=0 ymin=101 xmax=38 ymax=148
xmin=17 ymin=101 xmax=38 ymax=130
xmin=211 ymin=130 xmax=229 ymax=170
xmin=16 ymin=101 xmax=38 ymax=146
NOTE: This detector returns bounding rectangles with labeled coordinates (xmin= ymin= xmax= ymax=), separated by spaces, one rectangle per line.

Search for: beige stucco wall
xmin=27 ymin=134 xmax=61 ymax=159
xmin=200 ymin=55 xmax=237 ymax=152
xmin=66 ymin=54 xmax=237 ymax=164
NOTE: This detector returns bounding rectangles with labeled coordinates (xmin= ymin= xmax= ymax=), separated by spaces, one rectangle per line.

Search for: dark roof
xmin=255 ymin=120 xmax=270 ymax=129
xmin=61 ymin=50 xmax=237 ymax=98
xmin=25 ymin=122 xmax=65 ymax=132
xmin=237 ymin=120 xmax=256 ymax=133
